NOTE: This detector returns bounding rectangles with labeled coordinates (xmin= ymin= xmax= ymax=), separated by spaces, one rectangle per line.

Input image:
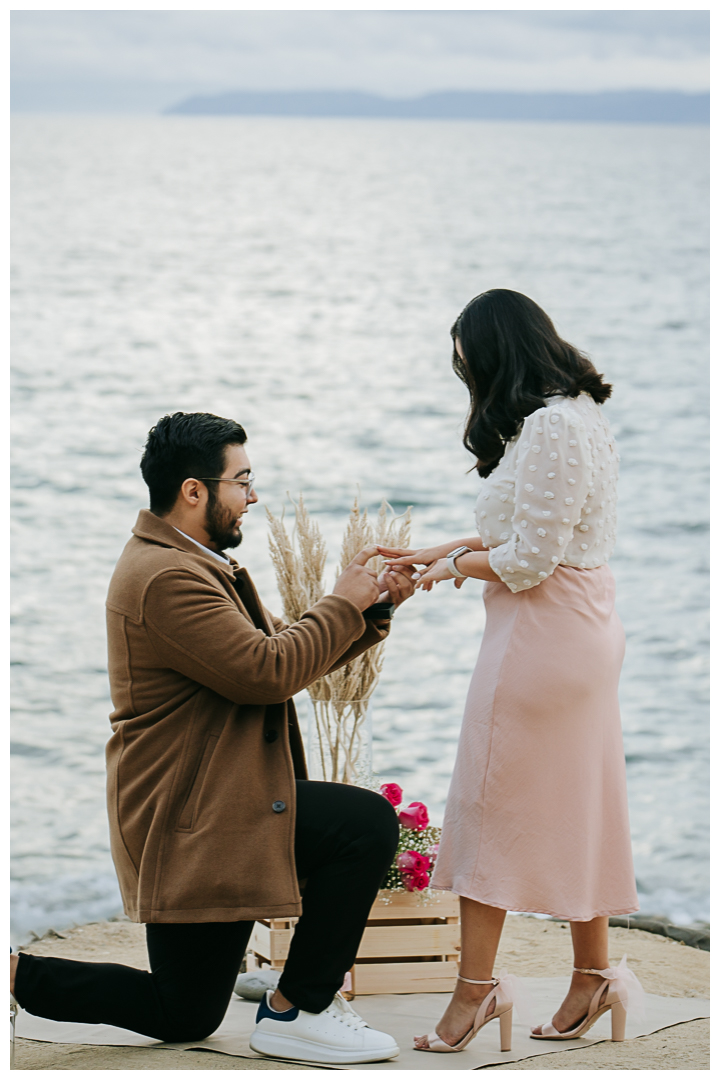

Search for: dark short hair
xmin=451 ymin=289 xmax=612 ymax=478
xmin=140 ymin=412 xmax=247 ymax=515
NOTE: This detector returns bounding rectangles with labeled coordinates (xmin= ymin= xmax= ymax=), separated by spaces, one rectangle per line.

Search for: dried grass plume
xmin=267 ymin=495 xmax=411 ymax=781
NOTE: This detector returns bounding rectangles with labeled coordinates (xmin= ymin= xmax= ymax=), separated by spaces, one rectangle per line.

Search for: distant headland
xmin=165 ymin=89 xmax=709 ymax=124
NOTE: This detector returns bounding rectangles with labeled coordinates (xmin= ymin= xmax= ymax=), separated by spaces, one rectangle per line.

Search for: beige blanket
xmin=16 ymin=978 xmax=709 ymax=1070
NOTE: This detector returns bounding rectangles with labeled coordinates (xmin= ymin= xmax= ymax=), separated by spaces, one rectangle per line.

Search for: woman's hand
xmin=411 ymin=558 xmax=466 ymax=592
xmin=378 ymin=545 xmax=468 ymax=592
xmin=379 ymin=541 xmax=497 ymax=589
xmin=378 ymin=543 xmax=460 ymax=569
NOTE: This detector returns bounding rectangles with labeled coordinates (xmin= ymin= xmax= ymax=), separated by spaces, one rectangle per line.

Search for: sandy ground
xmin=14 ymin=914 xmax=709 ymax=1070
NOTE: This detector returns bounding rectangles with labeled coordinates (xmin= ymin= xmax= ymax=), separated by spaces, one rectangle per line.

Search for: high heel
xmin=11 ymin=992 xmax=18 ymax=1069
xmin=610 ymin=999 xmax=627 ymax=1042
xmin=10 ymin=947 xmax=18 ymax=1069
xmin=530 ymin=956 xmax=643 ymax=1042
xmin=415 ymin=973 xmax=515 ymax=1053
xmin=498 ymin=1004 xmax=513 ymax=1052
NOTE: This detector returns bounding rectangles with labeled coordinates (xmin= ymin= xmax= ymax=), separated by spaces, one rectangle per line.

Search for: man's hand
xmin=332 ymin=547 xmax=382 ymax=611
xmin=376 ymin=564 xmax=417 ymax=607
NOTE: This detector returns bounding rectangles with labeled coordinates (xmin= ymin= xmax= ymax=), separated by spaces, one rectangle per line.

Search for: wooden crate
xmin=248 ymin=888 xmax=461 ymax=995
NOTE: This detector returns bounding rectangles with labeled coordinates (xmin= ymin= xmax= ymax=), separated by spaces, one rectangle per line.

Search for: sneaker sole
xmin=249 ymin=1030 xmax=400 ymax=1064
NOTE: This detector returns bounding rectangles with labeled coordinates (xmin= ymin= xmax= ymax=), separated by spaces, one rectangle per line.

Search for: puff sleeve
xmin=488 ymin=405 xmax=592 ymax=591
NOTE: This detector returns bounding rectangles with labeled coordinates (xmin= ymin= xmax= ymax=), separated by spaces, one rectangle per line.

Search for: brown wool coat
xmin=105 ymin=510 xmax=387 ymax=924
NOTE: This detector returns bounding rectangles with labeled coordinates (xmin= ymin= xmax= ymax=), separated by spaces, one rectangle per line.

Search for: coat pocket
xmin=177 ymin=733 xmax=219 ymax=831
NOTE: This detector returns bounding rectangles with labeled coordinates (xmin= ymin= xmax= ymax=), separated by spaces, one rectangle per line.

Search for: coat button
xmin=264 ymin=729 xmax=278 ymax=743
xmin=272 ymin=801 xmax=286 ymax=813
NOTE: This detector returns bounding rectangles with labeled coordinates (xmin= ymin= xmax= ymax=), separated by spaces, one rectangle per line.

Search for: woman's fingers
xmin=384 ymin=562 xmax=419 ymax=574
xmin=414 ymin=569 xmax=434 ymax=590
xmin=377 ymin=546 xmax=416 ymax=557
xmin=409 ymin=558 xmax=456 ymax=593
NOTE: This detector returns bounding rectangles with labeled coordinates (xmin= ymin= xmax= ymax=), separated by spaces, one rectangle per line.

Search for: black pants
xmin=15 ymin=780 xmax=398 ymax=1042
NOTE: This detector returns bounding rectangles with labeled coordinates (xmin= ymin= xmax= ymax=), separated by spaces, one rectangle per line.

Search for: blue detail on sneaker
xmin=255 ymin=990 xmax=299 ymax=1024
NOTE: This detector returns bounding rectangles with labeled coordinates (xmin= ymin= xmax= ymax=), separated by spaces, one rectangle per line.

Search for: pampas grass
xmin=267 ymin=495 xmax=411 ymax=782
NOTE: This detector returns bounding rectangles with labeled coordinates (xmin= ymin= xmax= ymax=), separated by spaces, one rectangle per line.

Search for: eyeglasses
xmin=196 ymin=472 xmax=256 ymax=494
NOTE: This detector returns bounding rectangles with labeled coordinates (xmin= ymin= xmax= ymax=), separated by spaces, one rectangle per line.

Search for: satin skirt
xmin=431 ymin=565 xmax=639 ymax=920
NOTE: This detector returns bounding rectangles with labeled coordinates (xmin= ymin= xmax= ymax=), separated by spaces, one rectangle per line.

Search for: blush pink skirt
xmin=431 ymin=564 xmax=639 ymax=920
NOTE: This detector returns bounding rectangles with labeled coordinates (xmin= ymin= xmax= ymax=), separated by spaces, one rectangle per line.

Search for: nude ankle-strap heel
xmin=415 ymin=973 xmax=516 ymax=1054
xmin=530 ymin=959 xmax=644 ymax=1042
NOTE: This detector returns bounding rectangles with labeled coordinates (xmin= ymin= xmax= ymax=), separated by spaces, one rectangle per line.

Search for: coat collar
xmin=132 ymin=509 xmax=240 ymax=580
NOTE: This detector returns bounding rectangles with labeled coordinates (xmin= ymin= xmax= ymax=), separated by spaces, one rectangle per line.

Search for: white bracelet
xmin=446 ymin=546 xmax=473 ymax=579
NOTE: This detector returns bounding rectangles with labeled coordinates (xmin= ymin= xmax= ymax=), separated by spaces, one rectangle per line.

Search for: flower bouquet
xmin=377 ymin=782 xmax=442 ymax=894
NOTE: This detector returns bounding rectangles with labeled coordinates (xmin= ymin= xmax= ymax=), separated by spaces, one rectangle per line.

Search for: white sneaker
xmin=249 ymin=990 xmax=400 ymax=1064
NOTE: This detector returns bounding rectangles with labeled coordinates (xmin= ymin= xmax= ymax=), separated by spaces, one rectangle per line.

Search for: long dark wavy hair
xmin=452 ymin=289 xmax=612 ymax=477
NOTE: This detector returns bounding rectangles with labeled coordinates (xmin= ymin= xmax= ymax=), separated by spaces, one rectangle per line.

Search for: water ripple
xmin=10 ymin=115 xmax=708 ymax=941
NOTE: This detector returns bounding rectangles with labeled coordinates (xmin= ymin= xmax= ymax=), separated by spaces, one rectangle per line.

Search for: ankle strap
xmin=574 ymin=967 xmax=606 ymax=976
xmin=458 ymin=975 xmax=498 ymax=985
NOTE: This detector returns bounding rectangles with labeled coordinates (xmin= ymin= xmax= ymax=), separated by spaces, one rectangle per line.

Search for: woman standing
xmin=381 ymin=289 xmax=640 ymax=1054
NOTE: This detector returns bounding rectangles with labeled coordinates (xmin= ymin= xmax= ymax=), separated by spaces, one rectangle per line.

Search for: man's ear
xmin=178 ymin=477 xmax=205 ymax=508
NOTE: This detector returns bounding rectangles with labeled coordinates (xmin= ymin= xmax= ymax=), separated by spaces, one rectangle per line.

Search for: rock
xmin=234 ymin=968 xmax=280 ymax=1001
xmin=608 ymin=915 xmax=710 ymax=952
xmin=665 ymin=925 xmax=710 ymax=951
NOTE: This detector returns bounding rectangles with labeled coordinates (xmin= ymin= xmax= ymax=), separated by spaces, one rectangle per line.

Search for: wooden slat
xmin=249 ymin=922 xmax=293 ymax=964
xmin=357 ymin=923 xmax=460 ymax=958
xmin=253 ymin=892 xmax=459 ymax=927
xmin=352 ymin=961 xmax=459 ymax=995
xmin=368 ymin=890 xmax=460 ymax=921
xmin=251 ymin=921 xmax=460 ymax=963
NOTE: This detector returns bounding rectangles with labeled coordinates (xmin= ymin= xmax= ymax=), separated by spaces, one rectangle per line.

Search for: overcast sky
xmin=11 ymin=10 xmax=710 ymax=113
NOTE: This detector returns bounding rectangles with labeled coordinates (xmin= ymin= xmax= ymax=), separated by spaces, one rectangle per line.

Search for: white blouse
xmin=477 ymin=393 xmax=619 ymax=592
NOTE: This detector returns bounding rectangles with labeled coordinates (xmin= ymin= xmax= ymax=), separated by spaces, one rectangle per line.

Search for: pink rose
xmin=397 ymin=851 xmax=430 ymax=874
xmin=401 ymin=870 xmax=430 ymax=893
xmin=379 ymin=783 xmax=403 ymax=807
xmin=398 ymin=801 xmax=429 ymax=831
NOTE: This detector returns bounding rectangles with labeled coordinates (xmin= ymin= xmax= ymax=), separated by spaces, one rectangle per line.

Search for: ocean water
xmin=11 ymin=115 xmax=708 ymax=943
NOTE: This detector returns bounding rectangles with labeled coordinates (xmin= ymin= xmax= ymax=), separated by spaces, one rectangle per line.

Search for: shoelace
xmin=325 ymin=993 xmax=369 ymax=1031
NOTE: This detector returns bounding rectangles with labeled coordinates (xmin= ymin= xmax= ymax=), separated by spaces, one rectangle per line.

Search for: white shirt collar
xmin=174 ymin=528 xmax=231 ymax=566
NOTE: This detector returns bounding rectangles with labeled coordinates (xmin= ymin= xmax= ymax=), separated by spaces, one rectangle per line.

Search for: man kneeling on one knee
xmin=11 ymin=411 xmax=415 ymax=1065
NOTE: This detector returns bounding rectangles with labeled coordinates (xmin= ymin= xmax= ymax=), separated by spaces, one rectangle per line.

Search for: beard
xmin=205 ymin=490 xmax=243 ymax=551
